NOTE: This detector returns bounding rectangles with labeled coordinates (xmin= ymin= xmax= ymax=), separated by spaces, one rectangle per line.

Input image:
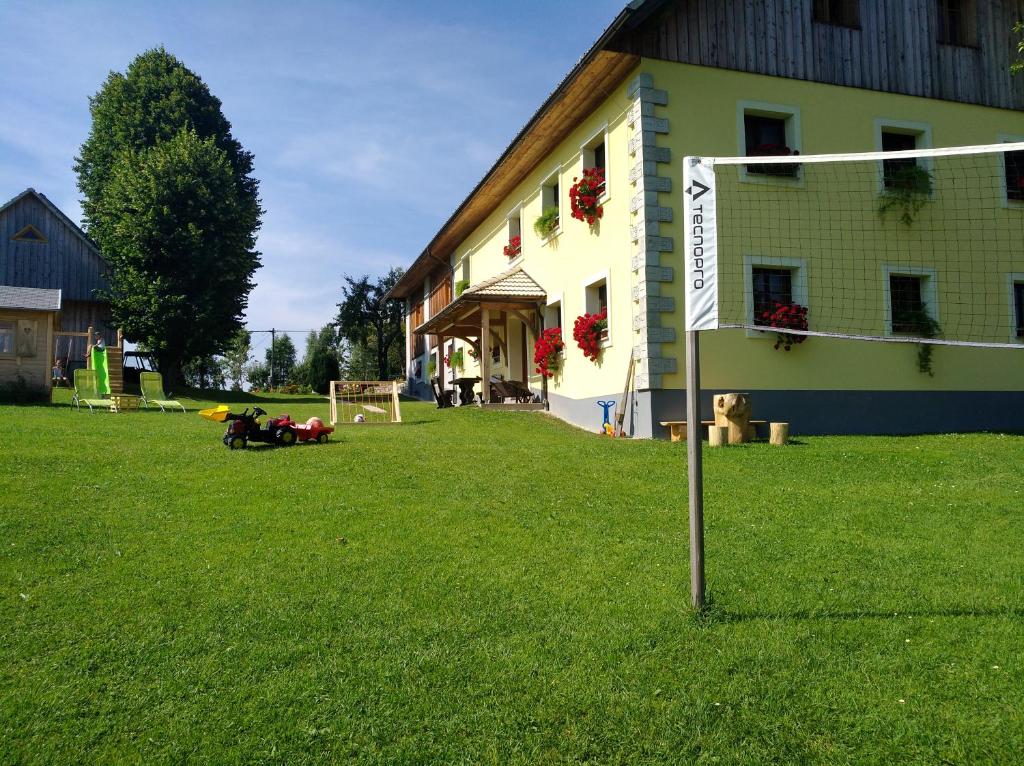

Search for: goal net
xmin=683 ymin=142 xmax=1024 ymax=348
xmin=329 ymin=380 xmax=402 ymax=425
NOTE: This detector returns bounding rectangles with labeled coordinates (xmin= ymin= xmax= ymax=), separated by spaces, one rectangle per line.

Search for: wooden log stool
xmin=770 ymin=422 xmax=790 ymax=445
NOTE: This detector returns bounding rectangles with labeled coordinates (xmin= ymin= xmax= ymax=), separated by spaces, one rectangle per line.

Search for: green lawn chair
xmin=72 ymin=369 xmax=116 ymax=413
xmin=140 ymin=372 xmax=186 ymax=412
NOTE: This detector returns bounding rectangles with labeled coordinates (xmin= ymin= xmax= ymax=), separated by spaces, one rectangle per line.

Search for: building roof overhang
xmin=387 ymin=1 xmax=667 ymax=300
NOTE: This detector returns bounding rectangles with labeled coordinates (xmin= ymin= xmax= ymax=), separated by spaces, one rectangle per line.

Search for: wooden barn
xmin=0 ymin=188 xmax=123 ymax=389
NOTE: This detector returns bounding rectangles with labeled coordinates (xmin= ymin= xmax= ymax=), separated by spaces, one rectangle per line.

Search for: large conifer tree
xmin=75 ymin=47 xmax=262 ymax=381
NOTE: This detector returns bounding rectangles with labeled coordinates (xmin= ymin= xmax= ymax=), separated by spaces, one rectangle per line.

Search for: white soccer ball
xmin=353 ymin=413 xmax=366 ymax=423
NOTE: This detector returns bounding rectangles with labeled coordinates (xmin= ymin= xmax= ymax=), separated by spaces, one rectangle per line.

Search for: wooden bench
xmin=659 ymin=419 xmax=767 ymax=443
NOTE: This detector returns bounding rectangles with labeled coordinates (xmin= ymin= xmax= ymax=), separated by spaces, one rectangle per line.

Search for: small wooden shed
xmin=0 ymin=285 xmax=61 ymax=396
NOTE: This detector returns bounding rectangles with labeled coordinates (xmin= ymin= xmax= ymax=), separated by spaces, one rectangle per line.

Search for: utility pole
xmin=270 ymin=327 xmax=276 ymax=389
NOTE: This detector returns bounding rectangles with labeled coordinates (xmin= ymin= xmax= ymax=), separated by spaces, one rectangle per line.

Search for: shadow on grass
xmin=696 ymin=604 xmax=1024 ymax=624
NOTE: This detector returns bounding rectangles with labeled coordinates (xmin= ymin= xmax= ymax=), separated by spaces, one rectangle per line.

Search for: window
xmin=545 ymin=299 xmax=562 ymax=332
xmin=1015 ymin=282 xmax=1024 ymax=338
xmin=11 ymin=224 xmax=46 ymax=243
xmin=738 ymin=102 xmax=801 ymax=181
xmin=881 ymin=131 xmax=918 ymax=187
xmin=889 ymin=275 xmax=924 ymax=332
xmin=0 ymin=322 xmax=14 ymax=355
xmin=886 ymin=271 xmax=938 ymax=335
xmin=581 ymin=127 xmax=609 ymax=198
xmin=813 ymin=0 xmax=859 ymax=27
xmin=538 ymin=171 xmax=561 ymax=237
xmin=937 ymin=0 xmax=977 ymax=47
xmin=744 ymin=256 xmax=809 ymax=334
xmin=876 ymin=121 xmax=932 ymax=192
xmin=752 ymin=268 xmax=794 ymax=320
xmin=1005 ymin=149 xmax=1024 ymax=202
xmin=584 ymin=275 xmax=610 ymax=342
xmin=506 ymin=210 xmax=522 ymax=260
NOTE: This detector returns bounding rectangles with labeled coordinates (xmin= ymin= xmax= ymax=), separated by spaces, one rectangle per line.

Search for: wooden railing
xmin=428 ymin=277 xmax=452 ymax=318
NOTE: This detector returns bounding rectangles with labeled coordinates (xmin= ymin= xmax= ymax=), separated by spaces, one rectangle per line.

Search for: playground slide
xmin=91 ymin=346 xmax=111 ymax=395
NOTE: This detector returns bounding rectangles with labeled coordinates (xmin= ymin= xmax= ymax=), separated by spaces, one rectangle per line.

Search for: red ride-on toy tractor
xmin=199 ymin=406 xmax=335 ymax=449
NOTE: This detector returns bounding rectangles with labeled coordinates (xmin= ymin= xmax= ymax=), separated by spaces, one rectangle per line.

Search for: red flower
xmin=533 ymin=327 xmax=565 ymax=378
xmin=503 ymin=235 xmax=522 ymax=258
xmin=759 ymin=301 xmax=809 ymax=351
xmin=569 ymin=168 xmax=605 ymax=228
xmin=573 ymin=308 xmax=607 ymax=362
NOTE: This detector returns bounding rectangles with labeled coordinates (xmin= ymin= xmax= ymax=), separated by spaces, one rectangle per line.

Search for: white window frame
xmin=882 ymin=265 xmax=939 ymax=337
xmin=505 ymin=204 xmax=523 ymax=265
xmin=743 ymin=256 xmax=809 ymax=339
xmin=736 ymin=100 xmax=803 ymax=187
xmin=454 ymin=250 xmax=472 ymax=295
xmin=997 ymin=134 xmax=1024 ymax=209
xmin=580 ymin=123 xmax=610 ymax=204
xmin=538 ymin=165 xmax=563 ymax=243
xmin=0 ymin=320 xmax=15 ymax=356
xmin=874 ymin=118 xmax=934 ymax=194
xmin=1009 ymin=273 xmax=1024 ymax=344
xmin=581 ymin=269 xmax=611 ymax=348
xmin=545 ymin=293 xmax=564 ymax=332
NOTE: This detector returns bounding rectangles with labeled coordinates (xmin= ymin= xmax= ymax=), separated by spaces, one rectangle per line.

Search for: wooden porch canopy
xmin=413 ymin=267 xmax=547 ymax=402
xmin=413 ymin=267 xmax=546 ymax=345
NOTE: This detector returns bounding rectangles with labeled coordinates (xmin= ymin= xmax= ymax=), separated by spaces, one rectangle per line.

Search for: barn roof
xmin=0 ymin=285 xmax=62 ymax=312
xmin=0 ymin=188 xmax=103 ymax=259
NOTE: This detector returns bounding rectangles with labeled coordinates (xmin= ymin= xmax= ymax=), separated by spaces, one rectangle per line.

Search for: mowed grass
xmin=1 ymin=390 xmax=1022 ymax=765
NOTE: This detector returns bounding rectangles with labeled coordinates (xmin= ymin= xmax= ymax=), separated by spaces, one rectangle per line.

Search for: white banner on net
xmin=683 ymin=157 xmax=719 ymax=331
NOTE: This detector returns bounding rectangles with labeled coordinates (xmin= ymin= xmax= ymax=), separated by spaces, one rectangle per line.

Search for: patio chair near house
xmin=72 ymin=368 xmax=116 ymax=413
xmin=431 ymin=376 xmax=454 ymax=409
xmin=139 ymin=372 xmax=186 ymax=412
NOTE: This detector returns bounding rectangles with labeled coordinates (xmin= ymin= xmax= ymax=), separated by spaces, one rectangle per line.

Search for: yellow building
xmin=389 ymin=0 xmax=1024 ymax=436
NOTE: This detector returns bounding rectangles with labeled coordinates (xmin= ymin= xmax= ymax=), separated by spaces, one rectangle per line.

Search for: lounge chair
xmin=140 ymin=372 xmax=186 ymax=412
xmin=72 ymin=369 xmax=116 ymax=413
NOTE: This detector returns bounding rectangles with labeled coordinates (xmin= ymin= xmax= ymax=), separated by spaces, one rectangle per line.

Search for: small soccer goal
xmin=329 ymin=380 xmax=402 ymax=425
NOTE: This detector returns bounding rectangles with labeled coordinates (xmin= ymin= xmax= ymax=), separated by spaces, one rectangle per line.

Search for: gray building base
xmin=549 ymin=388 xmax=1024 ymax=438
xmin=410 ymin=383 xmax=1024 ymax=438
xmin=654 ymin=389 xmax=1024 ymax=437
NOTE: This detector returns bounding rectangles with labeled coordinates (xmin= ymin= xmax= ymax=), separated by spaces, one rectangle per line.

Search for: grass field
xmin=2 ymin=389 xmax=1022 ymax=764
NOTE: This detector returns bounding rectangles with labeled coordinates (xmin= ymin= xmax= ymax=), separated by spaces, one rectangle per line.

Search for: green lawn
xmin=2 ymin=390 xmax=1022 ymax=764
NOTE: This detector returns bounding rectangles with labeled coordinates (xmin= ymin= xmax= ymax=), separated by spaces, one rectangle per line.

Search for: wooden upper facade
xmin=606 ymin=0 xmax=1024 ymax=111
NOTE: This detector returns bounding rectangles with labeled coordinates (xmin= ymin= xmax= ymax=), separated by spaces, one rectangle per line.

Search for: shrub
xmin=306 ymin=348 xmax=340 ymax=394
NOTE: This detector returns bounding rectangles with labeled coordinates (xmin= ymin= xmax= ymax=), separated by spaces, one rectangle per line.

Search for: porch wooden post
xmin=480 ymin=306 xmax=490 ymax=405
xmin=438 ymin=335 xmax=446 ymax=392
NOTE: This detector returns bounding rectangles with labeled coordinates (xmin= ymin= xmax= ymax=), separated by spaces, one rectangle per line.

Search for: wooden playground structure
xmin=328 ymin=380 xmax=402 ymax=426
xmin=53 ymin=325 xmax=124 ymax=392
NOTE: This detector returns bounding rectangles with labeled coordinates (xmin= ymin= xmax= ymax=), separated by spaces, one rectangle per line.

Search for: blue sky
xmin=0 ymin=0 xmax=625 ymax=343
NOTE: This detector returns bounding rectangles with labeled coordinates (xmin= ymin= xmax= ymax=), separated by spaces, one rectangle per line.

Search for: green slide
xmin=90 ymin=346 xmax=111 ymax=396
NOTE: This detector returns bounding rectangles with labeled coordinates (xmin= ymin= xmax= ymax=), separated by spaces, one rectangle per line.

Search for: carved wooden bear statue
xmin=713 ymin=393 xmax=753 ymax=444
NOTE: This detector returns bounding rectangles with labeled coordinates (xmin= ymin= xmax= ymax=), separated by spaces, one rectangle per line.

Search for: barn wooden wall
xmin=0 ymin=193 xmax=117 ymax=353
xmin=609 ymin=0 xmax=1024 ymax=110
xmin=0 ymin=193 xmax=108 ymax=302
